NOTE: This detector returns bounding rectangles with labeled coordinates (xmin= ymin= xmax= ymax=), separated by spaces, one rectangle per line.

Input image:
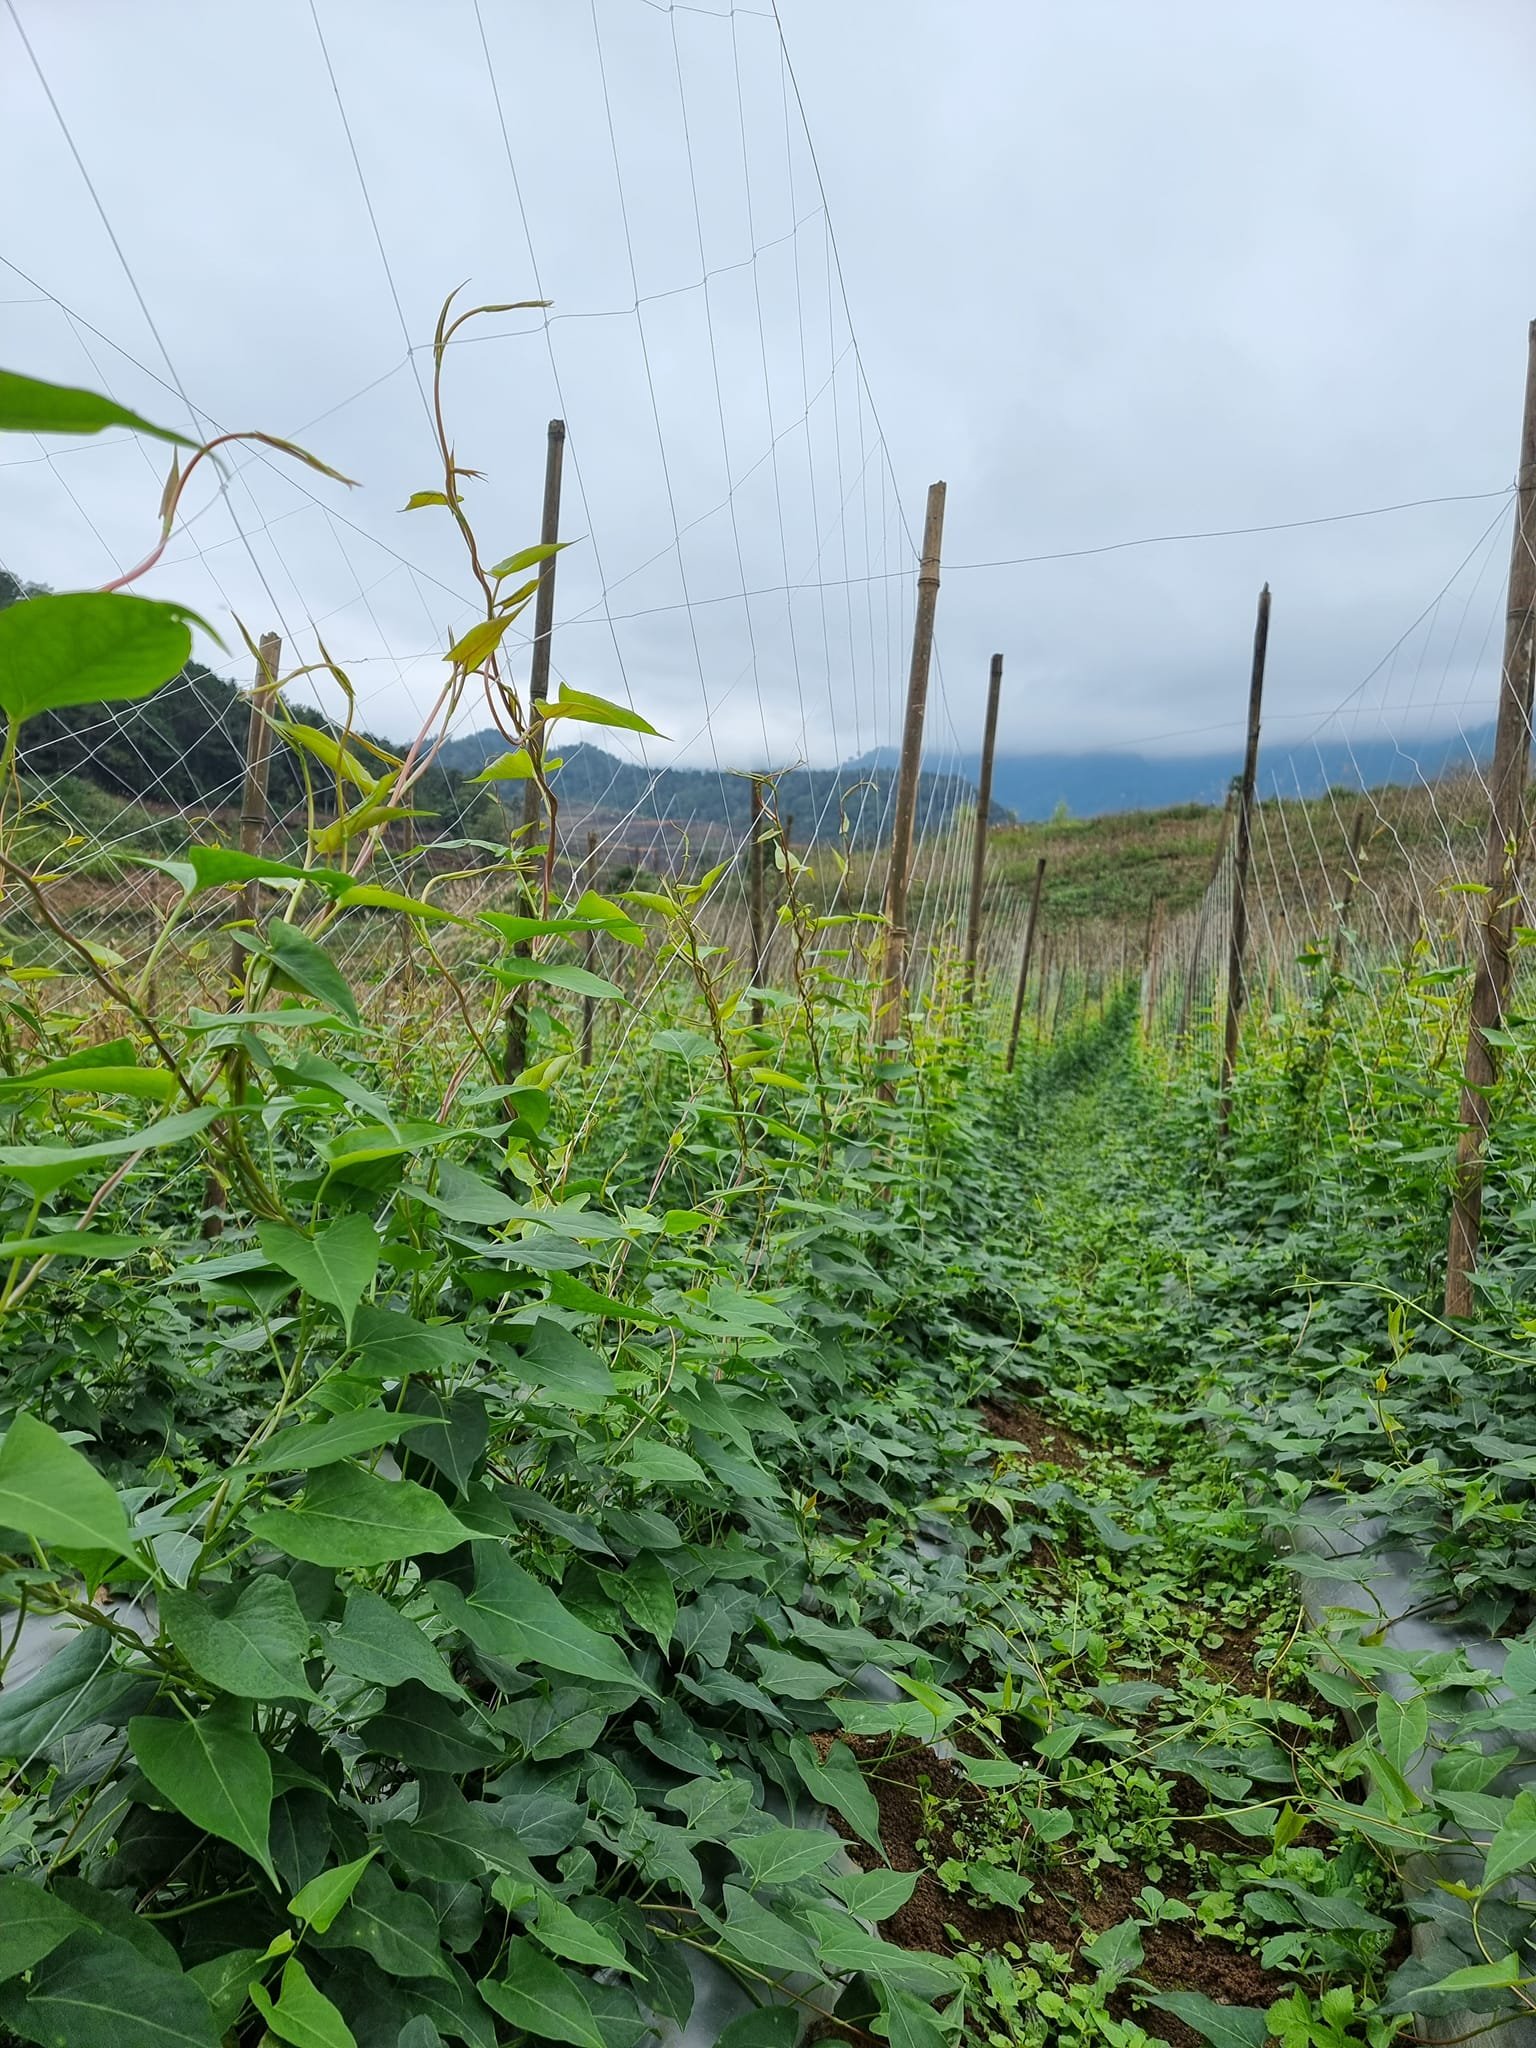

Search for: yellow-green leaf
xmin=445 ymin=615 xmax=515 ymax=671
xmin=311 ymin=805 xmax=427 ymax=855
xmin=540 ymin=685 xmax=666 ymax=739
xmin=471 ymin=748 xmax=564 ymax=784
xmin=488 ymin=541 xmax=567 ymax=580
xmin=272 ymin=720 xmax=380 ymax=794
xmin=289 ymin=1853 xmax=376 ymax=1934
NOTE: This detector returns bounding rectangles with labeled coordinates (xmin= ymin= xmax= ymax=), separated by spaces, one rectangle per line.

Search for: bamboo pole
xmin=1004 ymin=856 xmax=1047 ymax=1074
xmin=506 ymin=420 xmax=566 ymax=1080
xmin=963 ymin=652 xmax=1004 ymax=991
xmin=1217 ymin=585 xmax=1272 ymax=1139
xmin=231 ymin=632 xmax=283 ymax=980
xmin=1446 ymin=320 xmax=1536 ymax=1317
xmin=206 ymin=631 xmax=281 ymax=1237
xmin=879 ymin=481 xmax=946 ymax=1070
xmin=521 ymin=418 xmax=567 ymax=835
xmin=581 ymin=828 xmax=598 ymax=1068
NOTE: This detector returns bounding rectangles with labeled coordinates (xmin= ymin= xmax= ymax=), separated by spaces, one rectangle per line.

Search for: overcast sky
xmin=2 ymin=0 xmax=1533 ymax=777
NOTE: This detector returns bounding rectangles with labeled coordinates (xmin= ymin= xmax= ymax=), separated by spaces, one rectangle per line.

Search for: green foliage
xmin=0 ymin=1411 xmax=134 ymax=1558
xmin=0 ymin=592 xmax=200 ymax=725
xmin=0 ymin=368 xmax=193 ymax=446
xmin=0 ymin=396 xmax=1007 ymax=2043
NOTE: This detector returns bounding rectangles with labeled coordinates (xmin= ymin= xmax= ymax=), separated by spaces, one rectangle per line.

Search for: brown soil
xmin=843 ymin=1736 xmax=1292 ymax=2048
xmin=1199 ymin=1618 xmax=1269 ymax=1693
xmin=977 ymin=1399 xmax=1087 ymax=1470
xmin=1158 ymin=1768 xmax=1323 ymax=1867
xmin=1113 ymin=1930 xmax=1284 ymax=2045
xmin=886 ymin=1414 xmax=1373 ymax=2043
xmin=1152 ymin=1613 xmax=1280 ymax=1698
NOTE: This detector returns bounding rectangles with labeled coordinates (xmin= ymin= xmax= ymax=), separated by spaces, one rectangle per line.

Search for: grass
xmin=876 ymin=770 xmax=1495 ymax=946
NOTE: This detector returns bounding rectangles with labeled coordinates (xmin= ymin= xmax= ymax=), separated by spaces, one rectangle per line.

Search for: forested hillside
xmin=436 ymin=724 xmax=985 ymax=844
xmin=0 ymin=570 xmax=496 ymax=838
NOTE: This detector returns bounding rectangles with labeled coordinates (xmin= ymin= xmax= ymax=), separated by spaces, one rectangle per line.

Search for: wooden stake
xmin=879 ymin=481 xmax=946 ymax=1065
xmin=521 ymin=418 xmax=566 ymax=837
xmin=1004 ymin=856 xmax=1047 ymax=1073
xmin=581 ymin=828 xmax=598 ymax=1068
xmin=1446 ymin=320 xmax=1536 ymax=1317
xmin=963 ymin=652 xmax=1004 ymax=990
xmin=749 ymin=776 xmax=766 ymax=1028
xmin=506 ymin=420 xmax=565 ymax=1080
xmin=1217 ymin=585 xmax=1272 ymax=1139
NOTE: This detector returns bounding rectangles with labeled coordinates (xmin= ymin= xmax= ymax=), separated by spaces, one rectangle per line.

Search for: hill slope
xmin=428 ymin=728 xmax=987 ymax=845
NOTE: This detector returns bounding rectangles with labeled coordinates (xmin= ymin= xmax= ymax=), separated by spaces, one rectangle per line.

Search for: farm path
xmin=853 ymin=1024 xmax=1408 ymax=2046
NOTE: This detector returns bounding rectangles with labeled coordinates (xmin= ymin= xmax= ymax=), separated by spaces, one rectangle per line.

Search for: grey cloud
xmin=1 ymin=0 xmax=1532 ymax=779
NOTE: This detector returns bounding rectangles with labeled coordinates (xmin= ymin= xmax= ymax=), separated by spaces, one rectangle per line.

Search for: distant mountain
xmin=7 ymin=554 xmax=1491 ymax=843
xmin=436 ymin=730 xmax=984 ymax=846
xmin=848 ymin=727 xmax=1497 ymax=822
